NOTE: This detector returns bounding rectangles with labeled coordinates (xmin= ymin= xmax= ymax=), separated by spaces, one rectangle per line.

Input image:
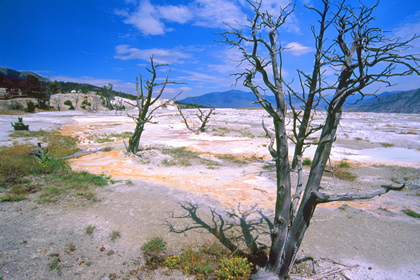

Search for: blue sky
xmin=1 ymin=0 xmax=419 ymax=99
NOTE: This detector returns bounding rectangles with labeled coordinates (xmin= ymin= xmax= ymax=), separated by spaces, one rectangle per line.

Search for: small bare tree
xmin=177 ymin=102 xmax=215 ymax=133
xmin=216 ymin=0 xmax=419 ymax=279
xmin=125 ymin=56 xmax=183 ymax=154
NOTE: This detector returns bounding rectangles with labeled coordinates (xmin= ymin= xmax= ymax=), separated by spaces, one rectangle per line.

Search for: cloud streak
xmin=283 ymin=42 xmax=314 ymax=56
xmin=114 ymin=45 xmax=192 ymax=64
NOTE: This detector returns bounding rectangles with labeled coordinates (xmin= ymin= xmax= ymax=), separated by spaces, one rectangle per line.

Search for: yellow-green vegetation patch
xmin=88 ymin=131 xmax=134 ymax=143
xmin=399 ymin=131 xmax=417 ymax=135
xmin=157 ymin=146 xmax=220 ymax=167
xmin=215 ymin=154 xmax=253 ymax=165
xmin=210 ymin=126 xmax=256 ymax=138
xmin=380 ymin=142 xmax=394 ymax=148
xmin=325 ymin=160 xmax=357 ymax=181
xmin=110 ymin=229 xmax=121 ymax=241
xmin=0 ymin=131 xmax=111 ymax=203
xmin=141 ymin=238 xmax=254 ymax=279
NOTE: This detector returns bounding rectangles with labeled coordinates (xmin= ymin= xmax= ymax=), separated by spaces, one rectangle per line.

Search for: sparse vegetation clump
xmin=210 ymin=126 xmax=255 ymax=138
xmin=25 ymin=100 xmax=36 ymax=113
xmin=141 ymin=238 xmax=253 ymax=279
xmin=215 ymin=154 xmax=253 ymax=165
xmin=158 ymin=146 xmax=219 ymax=167
xmin=110 ymin=229 xmax=121 ymax=241
xmin=85 ymin=225 xmax=96 ymax=235
xmin=11 ymin=117 xmax=29 ymax=131
xmin=380 ymin=142 xmax=395 ymax=148
xmin=302 ymin=158 xmax=312 ymax=166
xmin=404 ymin=210 xmax=420 ymax=218
xmin=330 ymin=161 xmax=357 ymax=181
xmin=64 ymin=100 xmax=75 ymax=110
xmin=0 ymin=131 xmax=110 ymax=203
xmin=141 ymin=237 xmax=167 ymax=269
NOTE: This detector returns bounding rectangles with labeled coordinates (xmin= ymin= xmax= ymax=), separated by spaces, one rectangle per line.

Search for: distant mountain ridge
xmin=346 ymin=88 xmax=420 ymax=114
xmin=179 ymin=90 xmax=275 ymax=108
xmin=0 ymin=67 xmax=49 ymax=83
xmin=179 ymin=88 xmax=420 ymax=113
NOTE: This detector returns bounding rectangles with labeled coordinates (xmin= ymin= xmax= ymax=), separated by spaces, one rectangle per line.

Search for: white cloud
xmin=122 ymin=0 xmax=165 ymax=36
xmin=179 ymin=69 xmax=221 ymax=83
xmin=158 ymin=5 xmax=192 ymax=24
xmin=114 ymin=44 xmax=192 ymax=64
xmin=284 ymin=42 xmax=314 ymax=56
xmin=192 ymin=0 xmax=246 ymax=28
xmin=118 ymin=0 xmax=248 ymax=36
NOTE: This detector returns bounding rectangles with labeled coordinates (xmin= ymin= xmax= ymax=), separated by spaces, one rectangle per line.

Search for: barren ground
xmin=1 ymin=108 xmax=419 ymax=280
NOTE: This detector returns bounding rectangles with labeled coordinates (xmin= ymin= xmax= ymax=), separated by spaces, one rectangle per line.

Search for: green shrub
xmin=25 ymin=100 xmax=36 ymax=113
xmin=11 ymin=117 xmax=29 ymax=131
xmin=302 ymin=158 xmax=312 ymax=165
xmin=404 ymin=210 xmax=420 ymax=218
xmin=141 ymin=237 xmax=167 ymax=269
xmin=64 ymin=100 xmax=75 ymax=110
xmin=216 ymin=257 xmax=253 ymax=280
xmin=85 ymin=225 xmax=96 ymax=235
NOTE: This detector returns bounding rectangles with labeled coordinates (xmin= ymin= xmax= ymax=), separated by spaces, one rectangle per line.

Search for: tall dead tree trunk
xmin=219 ymin=0 xmax=419 ymax=279
xmin=125 ymin=56 xmax=183 ymax=154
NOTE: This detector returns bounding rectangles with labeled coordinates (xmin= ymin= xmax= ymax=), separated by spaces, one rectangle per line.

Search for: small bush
xmin=404 ymin=210 xmax=420 ymax=218
xmin=64 ymin=100 xmax=75 ymax=110
xmin=110 ymin=229 xmax=121 ymax=241
xmin=25 ymin=100 xmax=36 ymax=113
xmin=85 ymin=225 xmax=96 ymax=235
xmin=216 ymin=257 xmax=253 ymax=280
xmin=302 ymin=158 xmax=312 ymax=165
xmin=64 ymin=100 xmax=72 ymax=106
xmin=141 ymin=237 xmax=167 ymax=269
xmin=11 ymin=117 xmax=29 ymax=131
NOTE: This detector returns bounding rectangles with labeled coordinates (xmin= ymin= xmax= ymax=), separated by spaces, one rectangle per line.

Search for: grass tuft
xmin=85 ymin=225 xmax=96 ymax=235
xmin=110 ymin=229 xmax=121 ymax=241
xmin=404 ymin=210 xmax=420 ymax=218
xmin=0 ymin=131 xmax=110 ymax=203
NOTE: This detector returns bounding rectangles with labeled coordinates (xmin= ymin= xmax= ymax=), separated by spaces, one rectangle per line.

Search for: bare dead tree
xmin=74 ymin=93 xmax=81 ymax=109
xmin=177 ymin=102 xmax=215 ymax=133
xmin=102 ymin=83 xmax=114 ymax=110
xmin=114 ymin=98 xmax=125 ymax=115
xmin=125 ymin=56 xmax=184 ymax=154
xmin=217 ymin=0 xmax=418 ymax=279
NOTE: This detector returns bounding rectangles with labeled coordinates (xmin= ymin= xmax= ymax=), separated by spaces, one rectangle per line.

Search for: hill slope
xmin=178 ymin=90 xmax=273 ymax=108
xmin=346 ymin=88 xmax=420 ymax=114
